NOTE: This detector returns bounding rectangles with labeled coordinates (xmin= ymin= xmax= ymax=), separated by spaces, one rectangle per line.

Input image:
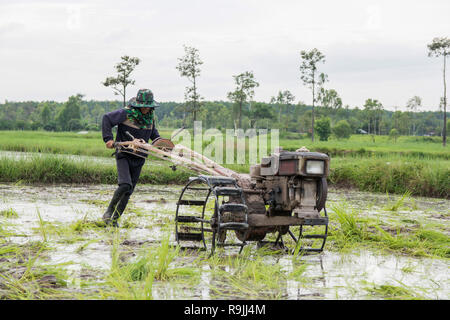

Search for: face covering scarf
xmin=125 ymin=106 xmax=154 ymax=129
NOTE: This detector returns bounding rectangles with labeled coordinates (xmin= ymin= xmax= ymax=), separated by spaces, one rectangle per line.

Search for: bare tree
xmin=103 ymin=55 xmax=140 ymax=107
xmin=318 ymin=88 xmax=342 ymax=110
xmin=270 ymin=90 xmax=295 ymax=123
xmin=227 ymin=71 xmax=259 ymax=128
xmin=428 ymin=37 xmax=450 ymax=146
xmin=406 ymin=96 xmax=422 ymax=135
xmin=300 ymin=49 xmax=327 ymax=142
xmin=176 ymin=45 xmax=203 ymax=124
xmin=364 ymin=98 xmax=383 ymax=135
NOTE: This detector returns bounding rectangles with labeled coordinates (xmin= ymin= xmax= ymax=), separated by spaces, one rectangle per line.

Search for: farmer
xmin=101 ymin=89 xmax=160 ymax=227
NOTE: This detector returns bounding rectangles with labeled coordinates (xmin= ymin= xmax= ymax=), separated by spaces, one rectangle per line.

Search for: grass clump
xmin=364 ymin=282 xmax=424 ymax=300
xmin=383 ymin=191 xmax=412 ymax=211
xmin=31 ymin=212 xmax=107 ymax=244
xmin=0 ymin=155 xmax=193 ymax=185
xmin=0 ymin=241 xmax=69 ymax=299
xmin=0 ymin=208 xmax=19 ymax=218
xmin=328 ymin=202 xmax=450 ymax=258
xmin=103 ymin=234 xmax=198 ymax=300
xmin=328 ymin=202 xmax=367 ymax=248
xmin=207 ymin=248 xmax=287 ymax=299
xmin=329 ymin=158 xmax=450 ymax=198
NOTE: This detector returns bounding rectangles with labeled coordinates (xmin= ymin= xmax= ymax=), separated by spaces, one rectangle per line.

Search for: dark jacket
xmin=102 ymin=108 xmax=160 ymax=159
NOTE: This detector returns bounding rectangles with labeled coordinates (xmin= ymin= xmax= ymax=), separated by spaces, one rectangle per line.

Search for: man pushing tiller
xmin=101 ymin=89 xmax=160 ymax=227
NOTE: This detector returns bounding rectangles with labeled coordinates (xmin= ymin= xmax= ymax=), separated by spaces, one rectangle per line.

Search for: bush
xmin=68 ymin=119 xmax=83 ymax=131
xmin=314 ymin=117 xmax=331 ymax=141
xmin=329 ymin=158 xmax=449 ymax=198
xmin=389 ymin=128 xmax=400 ymax=142
xmin=332 ymin=120 xmax=352 ymax=139
xmin=86 ymin=123 xmax=99 ymax=131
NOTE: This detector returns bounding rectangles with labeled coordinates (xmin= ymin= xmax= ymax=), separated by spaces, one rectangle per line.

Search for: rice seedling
xmin=288 ymin=262 xmax=308 ymax=282
xmin=204 ymin=247 xmax=289 ymax=299
xmin=409 ymin=198 xmax=419 ymax=210
xmin=0 ymin=220 xmax=28 ymax=239
xmin=152 ymin=237 xmax=200 ymax=280
xmin=29 ymin=209 xmax=112 ymax=251
xmin=400 ymin=264 xmax=416 ymax=274
xmin=75 ymin=239 xmax=101 ymax=253
xmin=101 ymin=231 xmax=153 ymax=299
xmin=102 ymin=232 xmax=200 ymax=299
xmin=384 ymin=191 xmax=412 ymax=211
xmin=364 ymin=282 xmax=424 ymax=300
xmin=79 ymin=199 xmax=109 ymax=207
xmin=327 ymin=201 xmax=450 ymax=259
xmin=369 ymin=225 xmax=450 ymax=258
xmin=36 ymin=209 xmax=47 ymax=243
xmin=0 ymin=239 xmax=69 ymax=299
xmin=0 ymin=208 xmax=19 ymax=218
xmin=328 ymin=202 xmax=367 ymax=246
xmin=210 ymin=274 xmax=285 ymax=300
xmin=414 ymin=229 xmax=450 ymax=258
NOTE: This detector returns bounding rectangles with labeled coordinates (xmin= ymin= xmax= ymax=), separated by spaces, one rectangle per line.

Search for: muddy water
xmin=0 ymin=183 xmax=448 ymax=299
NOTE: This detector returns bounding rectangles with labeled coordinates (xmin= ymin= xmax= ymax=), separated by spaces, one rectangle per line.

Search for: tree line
xmin=0 ymin=97 xmax=446 ymax=141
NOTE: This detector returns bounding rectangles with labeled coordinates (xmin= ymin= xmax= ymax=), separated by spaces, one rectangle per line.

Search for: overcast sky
xmin=0 ymin=0 xmax=449 ymax=111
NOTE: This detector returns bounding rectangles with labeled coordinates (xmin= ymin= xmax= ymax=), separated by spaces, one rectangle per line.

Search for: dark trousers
xmin=106 ymin=155 xmax=145 ymax=220
xmin=116 ymin=155 xmax=145 ymax=191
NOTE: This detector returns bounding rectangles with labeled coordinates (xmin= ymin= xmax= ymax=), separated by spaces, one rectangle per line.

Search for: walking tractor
xmin=115 ymin=133 xmax=330 ymax=255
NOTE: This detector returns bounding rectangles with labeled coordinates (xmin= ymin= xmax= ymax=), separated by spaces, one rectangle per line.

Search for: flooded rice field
xmin=0 ymin=183 xmax=448 ymax=300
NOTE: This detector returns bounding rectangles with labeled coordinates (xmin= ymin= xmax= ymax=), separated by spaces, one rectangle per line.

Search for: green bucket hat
xmin=128 ymin=89 xmax=160 ymax=108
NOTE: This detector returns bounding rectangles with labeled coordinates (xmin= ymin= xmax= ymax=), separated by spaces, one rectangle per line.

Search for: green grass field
xmin=0 ymin=130 xmax=448 ymax=198
xmin=280 ymin=134 xmax=448 ymax=159
xmin=0 ymin=130 xmax=447 ymax=159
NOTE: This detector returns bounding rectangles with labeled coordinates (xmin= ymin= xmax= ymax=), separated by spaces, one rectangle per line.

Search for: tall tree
xmin=250 ymin=102 xmax=273 ymax=128
xmin=318 ymin=88 xmax=342 ymax=110
xmin=428 ymin=37 xmax=450 ymax=146
xmin=40 ymin=103 xmax=52 ymax=125
xmin=363 ymin=98 xmax=383 ymax=135
xmin=92 ymin=104 xmax=105 ymax=127
xmin=176 ymin=45 xmax=203 ymax=124
xmin=103 ymin=55 xmax=141 ymax=107
xmin=406 ymin=96 xmax=422 ymax=135
xmin=56 ymin=94 xmax=83 ymax=131
xmin=270 ymin=90 xmax=295 ymax=123
xmin=300 ymin=48 xmax=327 ymax=142
xmin=227 ymin=71 xmax=259 ymax=128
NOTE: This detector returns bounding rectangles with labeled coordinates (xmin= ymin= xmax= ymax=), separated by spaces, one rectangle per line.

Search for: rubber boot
xmin=111 ymin=193 xmax=131 ymax=227
xmin=103 ymin=184 xmax=131 ymax=227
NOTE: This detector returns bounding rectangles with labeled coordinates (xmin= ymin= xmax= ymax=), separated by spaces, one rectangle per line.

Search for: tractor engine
xmin=252 ymin=150 xmax=329 ymax=216
xmin=231 ymin=150 xmax=330 ymax=243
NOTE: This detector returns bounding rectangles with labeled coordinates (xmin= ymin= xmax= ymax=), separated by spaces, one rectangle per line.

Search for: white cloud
xmin=0 ymin=0 xmax=449 ymax=111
